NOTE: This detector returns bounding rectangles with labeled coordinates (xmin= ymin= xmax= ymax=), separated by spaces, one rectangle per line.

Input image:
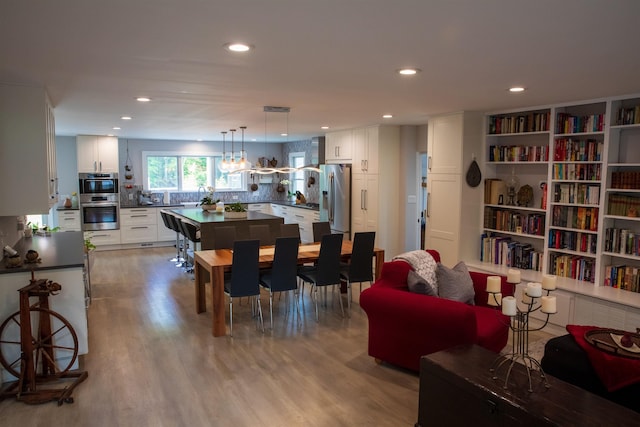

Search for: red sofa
xmin=360 ymin=250 xmax=513 ymax=372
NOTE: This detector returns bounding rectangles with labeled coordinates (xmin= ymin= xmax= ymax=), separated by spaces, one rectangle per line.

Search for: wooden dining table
xmin=193 ymin=240 xmax=385 ymax=336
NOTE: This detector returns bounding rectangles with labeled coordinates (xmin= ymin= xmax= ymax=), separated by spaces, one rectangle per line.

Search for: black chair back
xmin=213 ymin=226 xmax=237 ymax=249
xmin=312 ymin=221 xmax=332 ymax=243
xmin=279 ymin=223 xmax=301 ymax=242
xmin=347 ymin=232 xmax=375 ymax=282
xmin=268 ymin=237 xmax=300 ymax=292
xmin=166 ymin=213 xmax=181 ymax=233
xmin=315 ymin=233 xmax=343 ymax=286
xmin=227 ymin=239 xmax=260 ymax=298
xmin=160 ymin=210 xmax=172 ymax=230
xmin=180 ymin=220 xmax=200 ymax=243
xmin=249 ymin=224 xmax=273 ymax=246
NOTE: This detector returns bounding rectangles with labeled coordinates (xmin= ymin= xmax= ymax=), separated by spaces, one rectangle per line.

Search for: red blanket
xmin=566 ymin=324 xmax=640 ymax=392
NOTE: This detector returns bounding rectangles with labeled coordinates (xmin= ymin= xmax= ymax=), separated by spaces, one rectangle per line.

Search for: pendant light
xmin=239 ymin=126 xmax=247 ymax=169
xmin=219 ymin=131 xmax=228 ymax=172
xmin=228 ymin=128 xmax=237 ymax=172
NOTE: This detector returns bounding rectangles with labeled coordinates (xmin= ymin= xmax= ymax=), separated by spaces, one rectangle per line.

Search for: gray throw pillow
xmin=436 ymin=262 xmax=475 ymax=305
xmin=407 ymin=269 xmax=437 ymax=296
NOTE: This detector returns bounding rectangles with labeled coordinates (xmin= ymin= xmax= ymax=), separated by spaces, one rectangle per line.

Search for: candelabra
xmin=486 ymin=270 xmax=558 ymax=392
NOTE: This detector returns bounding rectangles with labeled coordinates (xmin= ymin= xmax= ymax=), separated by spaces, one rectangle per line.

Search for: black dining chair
xmin=259 ymin=236 xmax=300 ymax=329
xmin=213 ymin=226 xmax=237 ymax=250
xmin=312 ymin=221 xmax=332 ymax=243
xmin=224 ymin=239 xmax=263 ymax=336
xmin=279 ymin=223 xmax=301 ymax=243
xmin=340 ymin=231 xmax=376 ymax=313
xmin=297 ymin=232 xmax=344 ymax=321
xmin=249 ymin=224 xmax=273 ymax=246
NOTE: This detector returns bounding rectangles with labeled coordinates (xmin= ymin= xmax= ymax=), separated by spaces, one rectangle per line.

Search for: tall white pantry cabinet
xmin=474 ymin=94 xmax=640 ymax=331
xmin=424 ymin=111 xmax=483 ymax=267
xmin=76 ymin=135 xmax=119 ymax=173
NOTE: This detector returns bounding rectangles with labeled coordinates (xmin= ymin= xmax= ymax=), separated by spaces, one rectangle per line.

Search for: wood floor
xmin=0 ymin=247 xmax=419 ymax=426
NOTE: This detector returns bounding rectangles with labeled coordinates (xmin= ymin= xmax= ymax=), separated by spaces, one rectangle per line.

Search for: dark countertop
xmin=169 ymin=208 xmax=282 ymax=224
xmin=268 ymin=201 xmax=320 ymax=211
xmin=120 ymin=203 xmax=184 ymax=209
xmin=1 ymin=232 xmax=85 ymax=275
xmin=56 ymin=207 xmax=80 ymax=211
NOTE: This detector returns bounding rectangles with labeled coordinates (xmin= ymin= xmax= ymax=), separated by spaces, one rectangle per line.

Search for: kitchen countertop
xmin=56 ymin=206 xmax=80 ymax=211
xmin=169 ymin=208 xmax=282 ymax=224
xmin=120 ymin=203 xmax=184 ymax=209
xmin=1 ymin=231 xmax=85 ymax=275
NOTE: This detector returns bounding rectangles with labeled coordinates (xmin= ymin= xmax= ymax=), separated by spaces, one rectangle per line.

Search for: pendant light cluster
xmin=219 ymin=127 xmax=248 ymax=173
xmin=228 ymin=106 xmax=321 ymax=175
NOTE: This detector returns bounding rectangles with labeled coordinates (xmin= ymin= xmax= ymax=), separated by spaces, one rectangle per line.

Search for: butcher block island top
xmin=169 ymin=208 xmax=284 ymax=250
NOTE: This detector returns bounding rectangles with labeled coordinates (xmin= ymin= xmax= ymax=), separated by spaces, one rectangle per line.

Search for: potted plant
xmin=198 ymin=186 xmax=220 ymax=211
xmin=224 ymin=202 xmax=247 ymax=218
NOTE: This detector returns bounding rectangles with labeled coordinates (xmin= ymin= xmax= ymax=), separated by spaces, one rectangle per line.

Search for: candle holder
xmin=487 ymin=273 xmax=557 ymax=392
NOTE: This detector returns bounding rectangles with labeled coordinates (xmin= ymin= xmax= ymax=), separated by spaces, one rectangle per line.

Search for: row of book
xmin=607 ymin=194 xmax=640 ymax=216
xmin=488 ymin=112 xmax=550 ymax=135
xmin=483 ymin=207 xmax=545 ymax=236
xmin=615 ymin=106 xmax=640 ymax=126
xmin=548 ymin=253 xmax=595 ymax=282
xmin=553 ymin=138 xmax=603 ymax=162
xmin=603 ymin=265 xmax=640 ymax=292
xmin=604 ymin=228 xmax=640 ymax=256
xmin=610 ymin=171 xmax=640 ymax=189
xmin=480 ymin=233 xmax=543 ymax=271
xmin=555 ymin=113 xmax=605 ymax=134
xmin=488 ymin=145 xmax=549 ymax=162
xmin=548 ymin=230 xmax=597 ymax=254
xmin=552 ymin=183 xmax=600 ymax=205
xmin=552 ymin=163 xmax=601 ymax=181
xmin=551 ymin=205 xmax=599 ymax=231
xmin=484 ymin=179 xmax=506 ymax=205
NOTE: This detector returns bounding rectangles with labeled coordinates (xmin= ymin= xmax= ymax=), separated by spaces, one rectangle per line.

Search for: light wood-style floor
xmin=0 ymin=247 xmax=419 ymax=426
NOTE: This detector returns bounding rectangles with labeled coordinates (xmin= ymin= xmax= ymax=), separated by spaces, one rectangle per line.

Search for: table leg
xmin=194 ymin=260 xmax=206 ymax=313
xmin=374 ymin=249 xmax=385 ymax=280
xmin=211 ymin=266 xmax=226 ymax=337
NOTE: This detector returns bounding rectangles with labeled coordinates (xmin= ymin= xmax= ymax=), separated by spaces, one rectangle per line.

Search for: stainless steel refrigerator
xmin=319 ymin=164 xmax=351 ymax=237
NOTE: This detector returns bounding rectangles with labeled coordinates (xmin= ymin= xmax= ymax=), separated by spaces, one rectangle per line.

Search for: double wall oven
xmin=79 ymin=173 xmax=119 ymax=231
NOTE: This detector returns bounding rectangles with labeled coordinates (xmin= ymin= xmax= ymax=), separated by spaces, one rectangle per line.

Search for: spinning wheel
xmin=0 ymin=307 xmax=79 ymax=379
xmin=0 ymin=277 xmax=87 ymax=405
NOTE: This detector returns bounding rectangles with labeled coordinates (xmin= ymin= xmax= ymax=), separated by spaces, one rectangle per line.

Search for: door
xmin=424 ymin=173 xmax=461 ymax=266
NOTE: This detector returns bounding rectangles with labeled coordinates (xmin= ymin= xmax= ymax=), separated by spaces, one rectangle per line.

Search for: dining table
xmin=193 ymin=240 xmax=385 ymax=336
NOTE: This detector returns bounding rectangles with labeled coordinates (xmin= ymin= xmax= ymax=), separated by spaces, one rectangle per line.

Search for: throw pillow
xmin=407 ymin=270 xmax=437 ymax=296
xmin=436 ymin=261 xmax=475 ymax=305
xmin=393 ymin=250 xmax=438 ymax=293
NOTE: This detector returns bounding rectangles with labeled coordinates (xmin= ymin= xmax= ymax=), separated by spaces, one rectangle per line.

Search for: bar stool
xmin=165 ymin=213 xmax=185 ymax=267
xmin=179 ymin=220 xmax=201 ymax=274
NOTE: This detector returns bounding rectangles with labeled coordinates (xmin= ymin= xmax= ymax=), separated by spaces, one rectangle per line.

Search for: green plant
xmin=84 ymin=238 xmax=96 ymax=251
xmin=198 ymin=186 xmax=219 ymax=206
xmin=27 ymin=221 xmax=38 ymax=231
xmin=224 ymin=202 xmax=246 ymax=212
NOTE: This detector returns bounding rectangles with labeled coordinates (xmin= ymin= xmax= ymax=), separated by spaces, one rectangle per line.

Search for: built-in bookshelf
xmin=601 ymin=97 xmax=640 ymax=293
xmin=482 ymin=108 xmax=550 ymax=272
xmin=547 ymin=101 xmax=605 ymax=283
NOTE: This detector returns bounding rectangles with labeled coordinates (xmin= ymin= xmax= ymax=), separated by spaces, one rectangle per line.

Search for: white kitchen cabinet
xmin=77 ymin=135 xmax=119 ymax=173
xmin=424 ymin=112 xmax=483 ymax=266
xmin=156 ymin=209 xmax=176 ymax=241
xmin=325 ymin=129 xmax=353 ymax=163
xmin=353 ymin=125 xmax=392 ymax=174
xmin=270 ymin=203 xmax=319 ymax=243
xmin=248 ymin=203 xmax=271 ymax=214
xmin=0 ymin=84 xmax=58 ymax=215
xmin=84 ymin=230 xmax=121 ymax=247
xmin=55 ymin=209 xmax=81 ymax=232
xmin=352 ymin=174 xmax=379 ymax=235
xmin=120 ymin=208 xmax=158 ymax=244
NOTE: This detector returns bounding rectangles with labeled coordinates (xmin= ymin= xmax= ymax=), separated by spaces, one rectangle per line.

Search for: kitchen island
xmin=169 ymin=208 xmax=284 ymax=250
xmin=0 ymin=232 xmax=88 ymax=382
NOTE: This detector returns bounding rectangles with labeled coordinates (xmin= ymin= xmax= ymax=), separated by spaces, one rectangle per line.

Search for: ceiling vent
xmin=263 ymin=106 xmax=290 ymax=113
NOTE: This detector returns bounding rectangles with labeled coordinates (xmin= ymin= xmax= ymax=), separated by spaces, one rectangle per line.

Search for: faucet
xmin=197 ymin=185 xmax=206 ymax=202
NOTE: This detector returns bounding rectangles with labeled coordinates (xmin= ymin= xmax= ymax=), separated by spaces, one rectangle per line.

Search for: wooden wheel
xmin=0 ymin=307 xmax=79 ymax=379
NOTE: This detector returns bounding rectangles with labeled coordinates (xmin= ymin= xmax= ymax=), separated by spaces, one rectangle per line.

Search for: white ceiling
xmin=2 ymin=0 xmax=640 ymax=142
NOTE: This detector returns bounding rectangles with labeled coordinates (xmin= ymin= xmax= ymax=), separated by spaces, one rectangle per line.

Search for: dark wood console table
xmin=416 ymin=345 xmax=640 ymax=427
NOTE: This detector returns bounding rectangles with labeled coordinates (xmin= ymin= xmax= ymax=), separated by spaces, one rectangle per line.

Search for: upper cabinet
xmin=77 ymin=135 xmax=119 ymax=173
xmin=0 ymin=84 xmax=58 ymax=215
xmin=325 ymin=129 xmax=353 ymax=163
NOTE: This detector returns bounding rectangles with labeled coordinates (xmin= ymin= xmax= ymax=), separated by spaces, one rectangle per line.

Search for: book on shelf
xmin=484 ymin=179 xmax=506 ymax=205
xmin=607 ymin=194 xmax=640 ymax=216
xmin=555 ymin=113 xmax=604 ymax=134
xmin=615 ymin=106 xmax=640 ymax=126
xmin=611 ymin=171 xmax=640 ymax=189
xmin=488 ymin=112 xmax=550 ymax=134
xmin=604 ymin=265 xmax=640 ymax=292
xmin=553 ymin=138 xmax=603 ymax=162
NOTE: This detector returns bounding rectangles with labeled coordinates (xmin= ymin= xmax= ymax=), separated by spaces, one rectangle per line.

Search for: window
xmin=289 ymin=152 xmax=306 ymax=195
xmin=143 ymin=151 xmax=246 ymax=191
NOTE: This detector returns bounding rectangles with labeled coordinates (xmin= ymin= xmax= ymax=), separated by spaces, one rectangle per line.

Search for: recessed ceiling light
xmin=225 ymin=42 xmax=252 ymax=52
xmin=112 ymin=127 xmax=121 ymax=130
xmin=509 ymin=86 xmax=526 ymax=93
xmin=121 ymin=116 xmax=132 ymax=120
xmin=136 ymin=97 xmax=151 ymax=102
xmin=321 ymin=126 xmax=329 ymax=130
xmin=398 ymin=68 xmax=421 ymax=75
xmin=382 ymin=114 xmax=393 ymax=119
